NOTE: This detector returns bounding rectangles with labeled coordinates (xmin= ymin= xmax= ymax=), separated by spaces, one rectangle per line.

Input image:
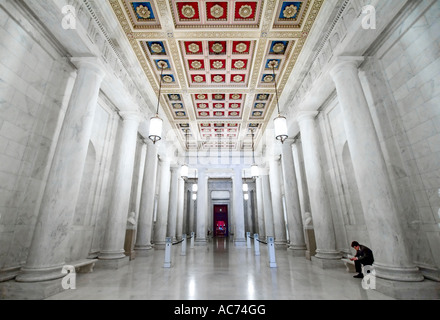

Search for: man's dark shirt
xmin=355 ymin=245 xmax=374 ymax=264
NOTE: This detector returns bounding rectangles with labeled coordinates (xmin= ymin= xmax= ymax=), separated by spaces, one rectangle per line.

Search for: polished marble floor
xmin=47 ymin=237 xmax=393 ymax=300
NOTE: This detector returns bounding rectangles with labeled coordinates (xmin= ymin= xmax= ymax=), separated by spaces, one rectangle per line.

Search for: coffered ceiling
xmin=109 ymin=0 xmax=324 ymax=150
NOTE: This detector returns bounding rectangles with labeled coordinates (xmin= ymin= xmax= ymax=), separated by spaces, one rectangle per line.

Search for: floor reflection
xmin=213 ymin=237 xmax=230 ymax=269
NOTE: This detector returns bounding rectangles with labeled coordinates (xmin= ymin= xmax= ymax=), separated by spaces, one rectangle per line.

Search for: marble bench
xmin=70 ymin=259 xmax=98 ymax=273
xmin=341 ymin=258 xmax=356 ymax=273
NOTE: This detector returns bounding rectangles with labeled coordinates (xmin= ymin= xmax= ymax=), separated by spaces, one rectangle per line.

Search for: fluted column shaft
xmin=297 ymin=112 xmax=341 ymax=260
xmin=261 ymin=170 xmax=275 ymax=239
xmin=189 ymin=189 xmax=196 ymax=234
xmin=99 ymin=112 xmax=143 ymax=260
xmin=281 ymin=140 xmax=306 ymax=254
xmin=154 ymin=158 xmax=171 ymax=248
xmin=255 ymin=176 xmax=266 ymax=238
xmin=269 ymin=157 xmax=287 ymax=246
xmin=17 ymin=57 xmax=106 ymax=282
xmin=176 ymin=177 xmax=185 ymax=239
xmin=167 ymin=166 xmax=180 ymax=241
xmin=330 ymin=57 xmax=423 ymax=281
xmin=232 ymin=167 xmax=246 ymax=246
xmin=195 ymin=169 xmax=208 ymax=245
xmin=135 ymin=140 xmax=158 ymax=252
xmin=291 ymin=142 xmax=311 ymax=222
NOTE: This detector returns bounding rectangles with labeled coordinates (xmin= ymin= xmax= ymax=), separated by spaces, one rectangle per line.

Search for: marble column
xmin=261 ymin=169 xmax=275 ymax=240
xmin=269 ymin=156 xmax=288 ymax=247
xmin=330 ymin=57 xmax=423 ymax=281
xmin=255 ymin=176 xmax=266 ymax=238
xmin=135 ymin=140 xmax=158 ymax=253
xmin=297 ymin=111 xmax=342 ymax=265
xmin=16 ymin=57 xmax=106 ymax=282
xmin=166 ymin=166 xmax=180 ymax=241
xmin=246 ymin=192 xmax=254 ymax=234
xmin=98 ymin=111 xmax=143 ymax=265
xmin=176 ymin=177 xmax=185 ymax=239
xmin=232 ymin=167 xmax=246 ymax=246
xmin=153 ymin=157 xmax=171 ymax=249
xmin=281 ymin=139 xmax=307 ymax=255
xmin=195 ymin=169 xmax=207 ymax=245
xmin=291 ymin=141 xmax=311 ymax=221
xmin=189 ymin=189 xmax=196 ymax=233
xmin=292 ymin=141 xmax=315 ymax=259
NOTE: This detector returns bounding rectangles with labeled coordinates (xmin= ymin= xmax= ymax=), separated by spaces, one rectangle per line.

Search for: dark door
xmin=213 ymin=205 xmax=228 ymax=237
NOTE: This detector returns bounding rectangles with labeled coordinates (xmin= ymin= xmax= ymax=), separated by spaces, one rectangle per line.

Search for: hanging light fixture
xmin=181 ymin=129 xmax=189 ymax=178
xmin=250 ymin=129 xmax=259 ymax=178
xmin=270 ymin=61 xmax=288 ymax=144
xmin=149 ymin=63 xmax=165 ymax=144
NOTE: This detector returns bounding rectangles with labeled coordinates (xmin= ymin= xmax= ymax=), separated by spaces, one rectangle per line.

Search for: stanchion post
xmin=190 ymin=232 xmax=195 ymax=249
xmin=268 ymin=236 xmax=277 ymax=268
xmin=164 ymin=237 xmax=172 ymax=268
xmin=246 ymin=232 xmax=251 ymax=249
xmin=254 ymin=233 xmax=260 ymax=256
xmin=181 ymin=234 xmax=187 ymax=256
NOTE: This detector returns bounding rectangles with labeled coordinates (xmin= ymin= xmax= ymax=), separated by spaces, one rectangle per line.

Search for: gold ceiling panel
xmin=109 ymin=0 xmax=324 ymax=150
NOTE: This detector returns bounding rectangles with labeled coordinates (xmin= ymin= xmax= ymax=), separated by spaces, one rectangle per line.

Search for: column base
xmin=274 ymin=241 xmax=288 ymax=249
xmin=95 ymin=256 xmax=129 ymax=270
xmin=0 ymin=278 xmax=65 ymax=300
xmin=135 ymin=246 xmax=153 ymax=257
xmin=373 ymin=263 xmax=424 ymax=282
xmin=0 ymin=266 xmax=20 ymax=282
xmin=374 ymin=278 xmax=440 ymax=299
xmin=87 ymin=251 xmax=99 ymax=259
xmin=288 ymin=247 xmax=307 ymax=257
xmin=98 ymin=249 xmax=126 ymax=260
xmin=314 ymin=249 xmax=342 ymax=260
xmin=311 ymin=256 xmax=344 ymax=269
xmin=154 ymin=242 xmax=166 ymax=250
xmin=15 ymin=264 xmax=65 ymax=283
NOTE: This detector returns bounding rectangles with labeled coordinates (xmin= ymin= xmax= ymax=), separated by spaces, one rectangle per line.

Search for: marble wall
xmin=0 ymin=3 xmax=75 ymax=280
xmin=317 ymin=97 xmax=369 ymax=254
xmin=306 ymin=0 xmax=440 ymax=279
xmin=369 ymin=0 xmax=440 ymax=278
xmin=0 ymin=1 xmax=133 ymax=279
xmin=67 ymin=100 xmax=118 ymax=261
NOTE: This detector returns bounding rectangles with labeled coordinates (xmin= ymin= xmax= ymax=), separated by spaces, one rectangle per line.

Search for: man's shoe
xmin=353 ymin=273 xmax=364 ymax=279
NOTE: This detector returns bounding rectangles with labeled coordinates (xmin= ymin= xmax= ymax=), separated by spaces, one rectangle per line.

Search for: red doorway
xmin=213 ymin=205 xmax=228 ymax=237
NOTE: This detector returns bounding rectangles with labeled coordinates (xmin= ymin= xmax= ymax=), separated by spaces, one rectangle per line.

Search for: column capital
xmin=70 ymin=56 xmax=106 ymax=78
xmin=119 ymin=111 xmax=144 ymax=123
xmin=159 ymin=155 xmax=171 ymax=163
xmin=329 ymin=56 xmax=364 ymax=80
xmin=281 ymin=137 xmax=296 ymax=148
xmin=296 ymin=111 xmax=319 ymax=124
xmin=270 ymin=154 xmax=281 ymax=162
xmin=259 ymin=167 xmax=270 ymax=176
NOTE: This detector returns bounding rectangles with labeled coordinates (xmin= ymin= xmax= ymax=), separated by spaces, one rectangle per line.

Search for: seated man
xmin=350 ymin=241 xmax=374 ymax=279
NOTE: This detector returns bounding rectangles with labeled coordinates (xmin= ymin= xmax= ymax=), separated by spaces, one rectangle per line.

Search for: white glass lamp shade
xmin=242 ymin=183 xmax=249 ymax=192
xmin=244 ymin=193 xmax=249 ymax=201
xmin=192 ymin=193 xmax=197 ymax=201
xmin=181 ymin=164 xmax=189 ymax=178
xmin=149 ymin=116 xmax=163 ymax=144
xmin=274 ymin=115 xmax=288 ymax=143
xmin=251 ymin=164 xmax=259 ymax=178
xmin=192 ymin=184 xmax=198 ymax=192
